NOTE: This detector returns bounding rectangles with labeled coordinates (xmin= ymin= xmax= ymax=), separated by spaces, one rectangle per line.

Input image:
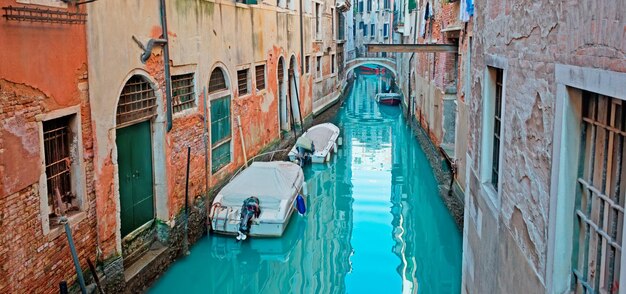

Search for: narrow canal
xmin=150 ymin=69 xmax=462 ymax=293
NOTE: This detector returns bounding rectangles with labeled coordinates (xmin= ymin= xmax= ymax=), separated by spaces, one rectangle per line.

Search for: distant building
xmin=354 ymin=0 xmax=394 ymax=58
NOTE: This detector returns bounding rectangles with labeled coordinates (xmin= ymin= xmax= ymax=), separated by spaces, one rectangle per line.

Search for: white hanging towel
xmin=419 ymin=6 xmax=426 ymax=37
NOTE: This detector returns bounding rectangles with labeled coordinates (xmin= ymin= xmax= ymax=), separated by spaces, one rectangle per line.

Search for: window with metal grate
xmin=43 ymin=116 xmax=75 ymax=222
xmin=491 ymin=68 xmax=503 ymax=191
xmin=172 ymin=73 xmax=195 ymax=113
xmin=256 ymin=64 xmax=266 ymax=90
xmin=117 ymin=75 xmax=157 ymax=127
xmin=572 ymin=92 xmax=625 ymax=294
xmin=209 ymin=68 xmax=228 ymax=93
xmin=237 ymin=68 xmax=249 ymax=96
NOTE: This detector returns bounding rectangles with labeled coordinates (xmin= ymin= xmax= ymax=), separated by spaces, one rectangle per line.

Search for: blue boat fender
xmin=296 ymin=194 xmax=306 ymax=215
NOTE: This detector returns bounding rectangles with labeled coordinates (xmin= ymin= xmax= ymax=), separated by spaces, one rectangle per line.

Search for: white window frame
xmin=478 ymin=55 xmax=507 ymax=215
xmin=36 ymin=105 xmax=87 ymax=238
xmin=547 ymin=65 xmax=626 ymax=294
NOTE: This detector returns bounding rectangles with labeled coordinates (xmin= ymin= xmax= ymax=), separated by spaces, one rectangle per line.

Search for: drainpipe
xmin=160 ymin=0 xmax=173 ymax=131
xmin=299 ymin=0 xmax=304 ymax=74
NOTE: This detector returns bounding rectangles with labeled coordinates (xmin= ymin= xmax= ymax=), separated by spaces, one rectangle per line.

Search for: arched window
xmin=209 ymin=67 xmax=228 ymax=93
xmin=116 ymin=75 xmax=157 ymax=127
xmin=209 ymin=67 xmax=232 ymax=173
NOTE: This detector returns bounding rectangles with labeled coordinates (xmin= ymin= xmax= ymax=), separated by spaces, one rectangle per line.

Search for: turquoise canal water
xmin=150 ymin=72 xmax=462 ymax=293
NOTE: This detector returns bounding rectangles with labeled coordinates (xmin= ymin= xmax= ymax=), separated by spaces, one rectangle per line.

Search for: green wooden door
xmin=116 ymin=121 xmax=155 ymax=237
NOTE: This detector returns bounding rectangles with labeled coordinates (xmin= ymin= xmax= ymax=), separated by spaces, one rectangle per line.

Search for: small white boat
xmin=209 ymin=161 xmax=304 ymax=238
xmin=288 ymin=123 xmax=340 ymax=165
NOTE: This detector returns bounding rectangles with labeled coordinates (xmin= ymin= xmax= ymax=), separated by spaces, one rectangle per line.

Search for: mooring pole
xmin=202 ymin=87 xmax=209 ymax=230
xmin=60 ymin=217 xmax=87 ymax=294
xmin=183 ymin=146 xmax=191 ymax=256
xmin=291 ymin=72 xmax=304 ymax=134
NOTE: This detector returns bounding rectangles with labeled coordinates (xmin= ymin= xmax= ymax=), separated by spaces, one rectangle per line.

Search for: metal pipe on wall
xmin=299 ymin=0 xmax=304 ymax=74
xmin=160 ymin=0 xmax=173 ymax=132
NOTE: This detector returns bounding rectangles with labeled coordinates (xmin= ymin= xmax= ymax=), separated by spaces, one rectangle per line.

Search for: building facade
xmin=463 ymin=0 xmax=625 ymax=293
xmin=0 ymin=0 xmax=96 ymax=292
xmin=0 ymin=0 xmax=349 ymax=291
xmin=354 ymin=0 xmax=394 ymax=58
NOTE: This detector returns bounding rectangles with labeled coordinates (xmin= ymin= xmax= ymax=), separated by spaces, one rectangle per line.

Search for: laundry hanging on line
xmin=460 ymin=0 xmax=474 ymax=22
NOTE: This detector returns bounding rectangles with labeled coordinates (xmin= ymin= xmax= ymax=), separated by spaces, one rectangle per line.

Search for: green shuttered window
xmin=211 ymin=95 xmax=231 ymax=172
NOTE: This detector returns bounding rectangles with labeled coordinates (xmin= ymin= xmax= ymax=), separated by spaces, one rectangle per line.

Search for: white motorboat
xmin=288 ymin=123 xmax=340 ymax=165
xmin=209 ymin=161 xmax=304 ymax=238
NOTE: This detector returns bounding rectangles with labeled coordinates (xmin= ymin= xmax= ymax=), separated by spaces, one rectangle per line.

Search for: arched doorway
xmin=288 ymin=55 xmax=301 ymax=126
xmin=208 ymin=66 xmax=233 ymax=173
xmin=116 ymin=75 xmax=157 ymax=237
xmin=278 ymin=57 xmax=289 ymax=132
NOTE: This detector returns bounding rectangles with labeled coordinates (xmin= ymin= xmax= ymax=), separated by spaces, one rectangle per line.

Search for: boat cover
xmin=305 ymin=125 xmax=337 ymax=151
xmin=220 ymin=161 xmax=303 ymax=207
xmin=296 ymin=136 xmax=314 ymax=151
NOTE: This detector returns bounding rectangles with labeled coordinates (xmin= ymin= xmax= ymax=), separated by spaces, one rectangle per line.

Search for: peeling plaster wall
xmin=0 ymin=0 xmax=96 ymax=291
xmin=87 ymin=0 xmax=341 ymax=259
xmin=463 ymin=0 xmax=626 ymax=292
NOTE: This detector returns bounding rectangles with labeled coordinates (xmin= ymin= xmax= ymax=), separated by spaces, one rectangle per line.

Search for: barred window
xmin=256 ymin=64 xmax=266 ymax=90
xmin=331 ymin=54 xmax=336 ymax=74
xmin=209 ymin=68 xmax=228 ymax=94
xmin=116 ymin=75 xmax=157 ymax=127
xmin=572 ymin=92 xmax=625 ymax=293
xmin=237 ymin=68 xmax=249 ymax=96
xmin=172 ymin=73 xmax=195 ymax=113
xmin=43 ymin=116 xmax=77 ymax=224
xmin=491 ymin=68 xmax=503 ymax=191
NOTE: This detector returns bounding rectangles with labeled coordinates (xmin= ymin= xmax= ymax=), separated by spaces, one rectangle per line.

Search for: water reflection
xmin=149 ymin=70 xmax=461 ymax=294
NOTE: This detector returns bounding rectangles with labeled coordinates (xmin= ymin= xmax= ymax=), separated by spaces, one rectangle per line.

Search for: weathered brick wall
xmin=0 ymin=77 xmax=97 ymax=294
xmin=0 ymin=0 xmax=97 ymax=291
xmin=465 ymin=0 xmax=626 ymax=291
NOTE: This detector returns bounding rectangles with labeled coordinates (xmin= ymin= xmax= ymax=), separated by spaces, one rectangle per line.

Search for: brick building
xmin=463 ymin=0 xmax=625 ymax=293
xmin=0 ymin=0 xmax=96 ymax=292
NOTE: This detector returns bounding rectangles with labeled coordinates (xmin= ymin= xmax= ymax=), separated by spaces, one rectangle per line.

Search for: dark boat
xmin=375 ymin=93 xmax=402 ymax=106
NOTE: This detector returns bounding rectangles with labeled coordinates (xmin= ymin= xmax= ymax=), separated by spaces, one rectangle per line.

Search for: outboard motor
xmin=237 ymin=197 xmax=261 ymax=241
xmin=295 ymin=136 xmax=315 ymax=167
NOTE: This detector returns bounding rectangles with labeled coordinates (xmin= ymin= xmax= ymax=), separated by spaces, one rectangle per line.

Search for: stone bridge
xmin=345 ymin=57 xmax=397 ymax=77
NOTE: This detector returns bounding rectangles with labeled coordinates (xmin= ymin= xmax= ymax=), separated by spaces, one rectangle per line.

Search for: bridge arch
xmin=345 ymin=58 xmax=397 ymax=78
